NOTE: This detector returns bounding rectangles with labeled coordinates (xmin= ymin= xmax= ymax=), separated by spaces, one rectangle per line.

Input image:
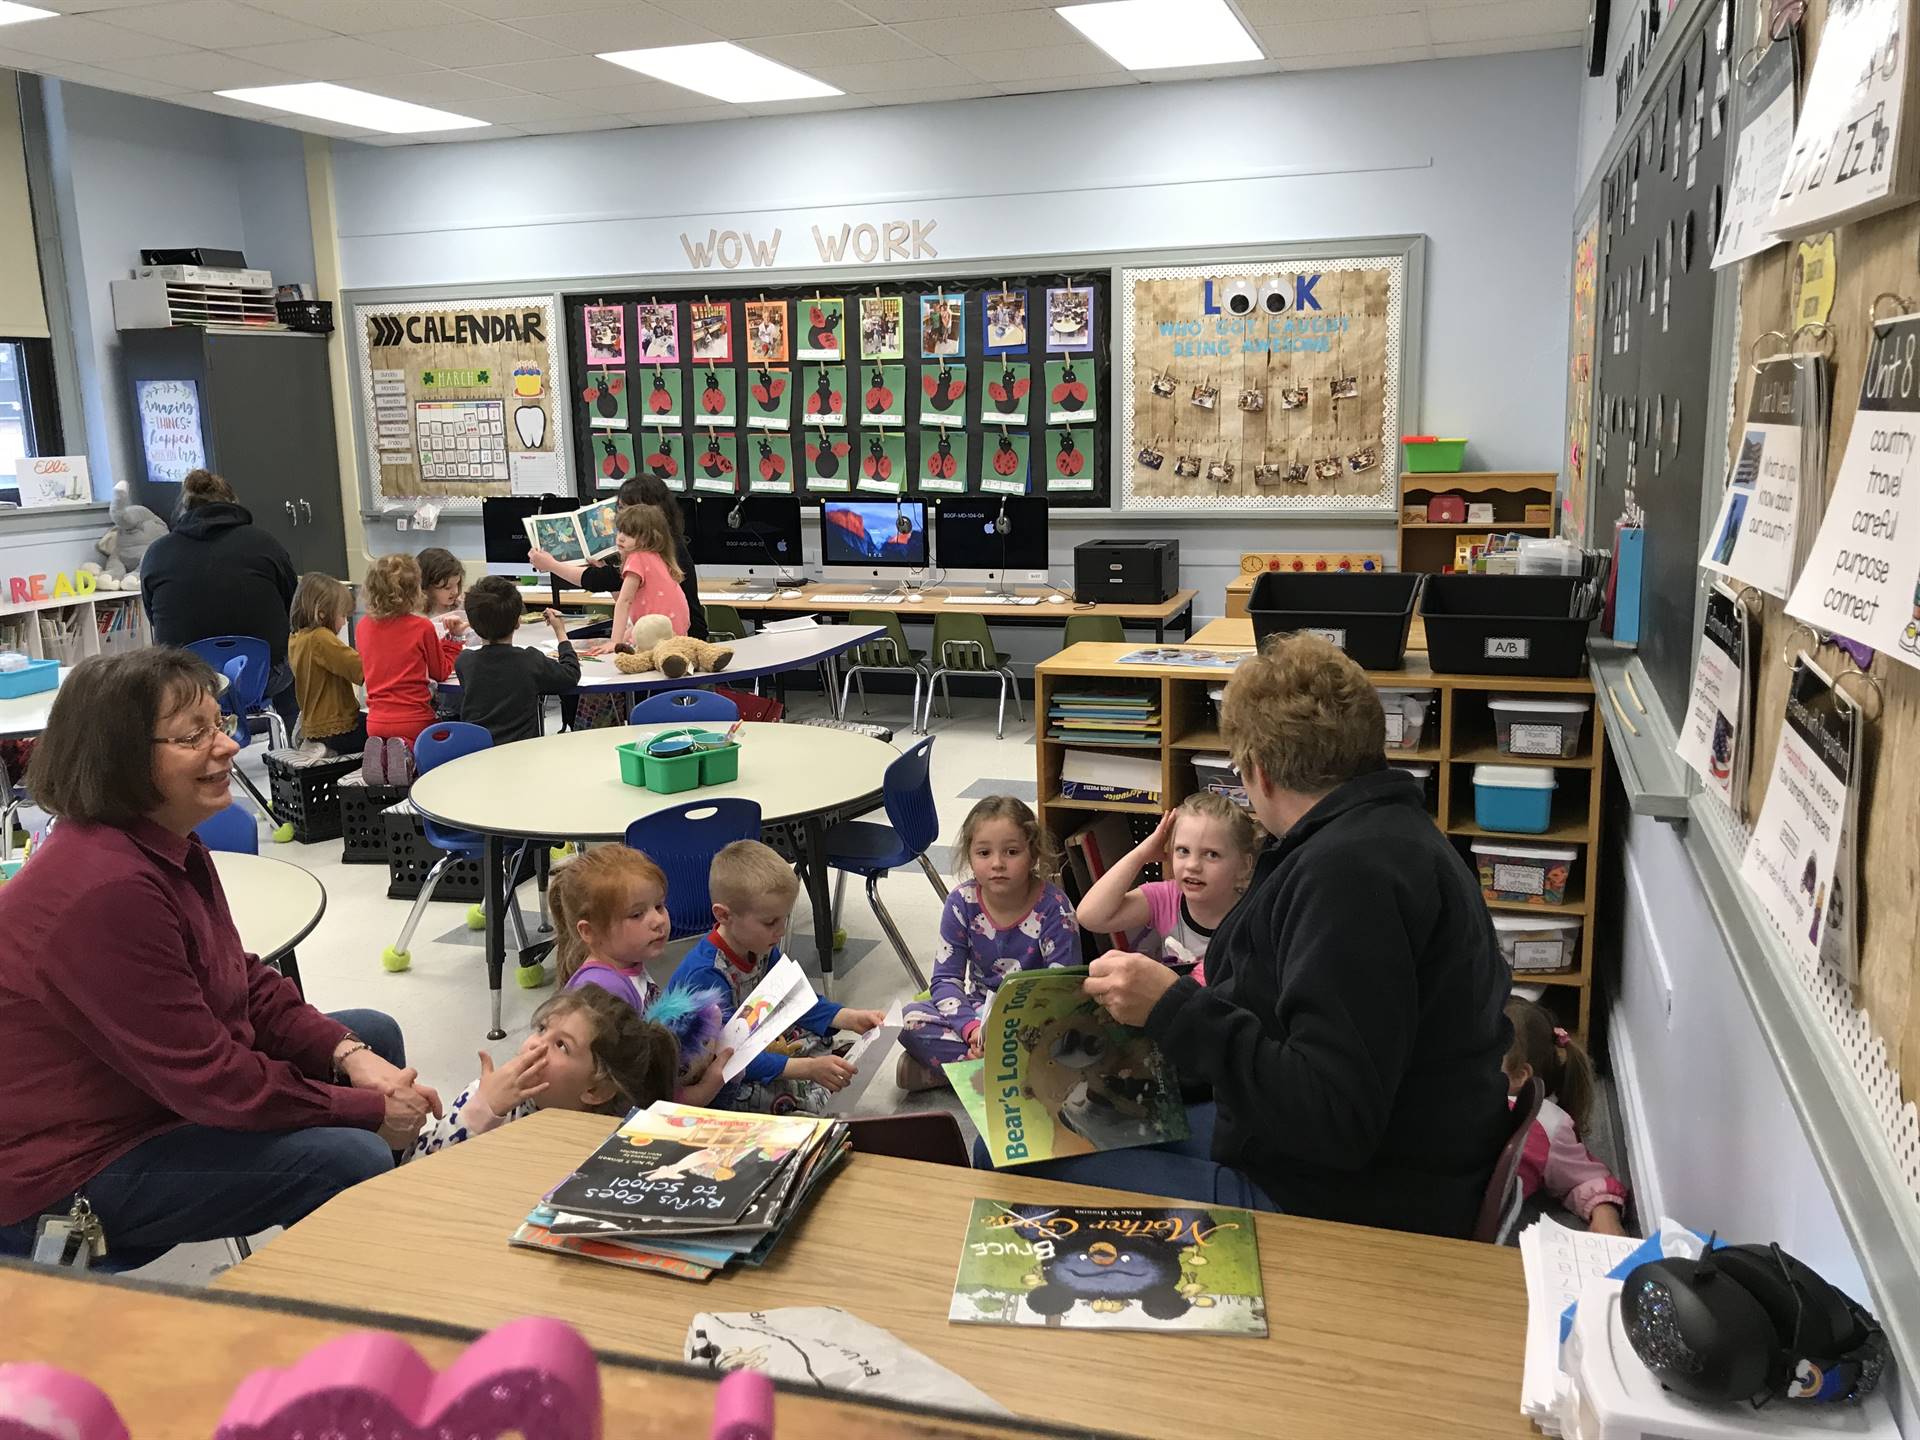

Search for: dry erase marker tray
xmin=0 ymin=656 xmax=58 ymax=699
xmin=617 ymin=727 xmax=740 ymax=793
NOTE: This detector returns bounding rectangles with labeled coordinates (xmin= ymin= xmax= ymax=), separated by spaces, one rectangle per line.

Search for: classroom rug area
xmin=116 ymin=686 xmax=1025 ymax=1285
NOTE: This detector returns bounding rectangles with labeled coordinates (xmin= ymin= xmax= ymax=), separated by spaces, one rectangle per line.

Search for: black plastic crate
xmin=339 ymin=782 xmax=409 ymax=864
xmin=1419 ymin=575 xmax=1596 ymax=678
xmin=1248 ymin=571 xmax=1425 ymax=671
xmin=276 ymin=298 xmax=333 ymax=333
xmin=266 ymin=752 xmax=360 ymax=843
xmin=384 ymin=807 xmax=485 ymax=902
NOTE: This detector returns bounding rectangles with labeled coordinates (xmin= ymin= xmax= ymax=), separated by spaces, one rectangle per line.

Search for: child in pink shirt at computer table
xmin=583 ymin=503 xmax=688 ymax=658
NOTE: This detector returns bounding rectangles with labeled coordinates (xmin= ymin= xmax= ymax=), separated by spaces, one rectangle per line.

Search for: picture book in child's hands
xmin=950 ymin=1200 xmax=1267 ymax=1335
xmin=943 ymin=1058 xmax=992 ymax=1135
xmin=520 ymin=499 xmax=621 ymax=562
xmin=719 ymin=954 xmax=820 ymax=1081
xmin=976 ymin=966 xmax=1187 ymax=1167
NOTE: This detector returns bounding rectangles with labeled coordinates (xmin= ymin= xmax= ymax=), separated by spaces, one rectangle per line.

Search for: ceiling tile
xmin=808 ymin=54 xmax=977 ymax=92
xmin=858 ymin=81 xmax=999 ymax=105
xmin=1238 ymin=0 xmax=1418 ymax=19
xmin=95 ymin=0 xmax=329 ymax=48
xmin=739 ymin=94 xmax=873 ymax=116
xmin=646 ymin=0 xmax=871 ymax=38
xmin=0 ymin=15 xmax=194 ymax=62
xmin=748 ymin=26 xmax=930 ymax=67
xmin=502 ymin=4 xmax=716 ymax=50
xmin=364 ymin=19 xmax=571 ymax=66
xmin=890 ymin=9 xmax=1075 ymax=54
xmin=448 ymin=0 xmax=644 ymax=16
xmin=356 ymin=68 xmax=530 ymax=104
xmin=242 ymin=0 xmax=474 ymax=31
xmin=1283 ymin=43 xmax=1434 ymax=69
xmin=952 ymin=41 xmax=1121 ymax=82
xmin=442 ymin=90 xmax=595 ymax=121
xmin=991 ymin=71 xmax=1137 ymax=95
xmin=1258 ymin=11 xmax=1426 ymax=56
xmin=1431 ymin=30 xmax=1581 ymax=55
xmin=1427 ymin=0 xmax=1583 ymax=44
xmin=848 ymin=0 xmax=1054 ymax=20
xmin=28 ymin=0 xmax=189 ymax=10
xmin=569 ymin=78 xmax=720 ymax=113
xmin=91 ymin=48 xmax=308 ymax=88
xmin=508 ymin=112 xmax=636 ymax=133
xmin=461 ymin=54 xmax=621 ymax=92
xmin=618 ymin=102 xmax=735 ymax=123
xmin=217 ymin=35 xmax=422 ymax=80
xmin=28 ymin=58 xmax=186 ymax=93
xmin=1135 ymin=57 xmax=1282 ymax=82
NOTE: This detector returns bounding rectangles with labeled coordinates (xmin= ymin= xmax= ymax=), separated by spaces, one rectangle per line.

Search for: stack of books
xmin=1046 ymin=687 xmax=1161 ymax=747
xmin=510 ymin=1103 xmax=849 ymax=1281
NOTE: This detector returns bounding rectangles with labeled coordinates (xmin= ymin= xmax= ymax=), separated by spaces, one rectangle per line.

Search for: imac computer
xmin=933 ymin=496 xmax=1050 ymax=585
xmin=817 ymin=498 xmax=930 ymax=587
xmin=481 ymin=495 xmax=577 ymax=578
xmin=689 ymin=495 xmax=804 ymax=586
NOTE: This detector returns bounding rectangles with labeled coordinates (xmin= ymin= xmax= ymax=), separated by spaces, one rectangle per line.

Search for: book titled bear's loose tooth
xmin=949 ymin=1199 xmax=1267 ymax=1336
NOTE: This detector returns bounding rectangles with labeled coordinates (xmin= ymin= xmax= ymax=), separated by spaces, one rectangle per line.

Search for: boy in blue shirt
xmin=669 ymin=840 xmax=885 ymax=1113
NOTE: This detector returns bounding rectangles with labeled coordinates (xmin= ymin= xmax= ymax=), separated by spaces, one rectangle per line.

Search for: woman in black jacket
xmin=1039 ymin=634 xmax=1515 ymax=1238
xmin=140 ymin=469 xmax=299 ymax=732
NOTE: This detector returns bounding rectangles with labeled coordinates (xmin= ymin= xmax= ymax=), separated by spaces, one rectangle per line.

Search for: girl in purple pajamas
xmin=897 ymin=797 xmax=1080 ymax=1089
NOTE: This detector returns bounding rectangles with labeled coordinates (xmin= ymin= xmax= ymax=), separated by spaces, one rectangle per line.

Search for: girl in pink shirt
xmin=587 ymin=503 xmax=688 ymax=657
xmin=1504 ymin=998 xmax=1629 ymax=1234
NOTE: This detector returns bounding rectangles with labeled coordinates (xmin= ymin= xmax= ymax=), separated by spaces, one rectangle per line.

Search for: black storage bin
xmin=266 ymin=753 xmax=360 ymax=843
xmin=1419 ymin=575 xmax=1596 ymax=678
xmin=384 ymin=807 xmax=485 ymax=902
xmin=339 ymin=782 xmax=409 ymax=864
xmin=1247 ymin=571 xmax=1425 ymax=671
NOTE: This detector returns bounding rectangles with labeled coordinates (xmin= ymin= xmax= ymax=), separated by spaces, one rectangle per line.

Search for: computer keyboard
xmin=966 ymin=595 xmax=1042 ymax=606
xmin=811 ymin=592 xmax=902 ymax=603
xmin=697 ymin=589 xmax=775 ymax=601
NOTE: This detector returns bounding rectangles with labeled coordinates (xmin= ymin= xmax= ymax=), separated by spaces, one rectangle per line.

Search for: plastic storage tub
xmin=1402 ymin=436 xmax=1468 ymax=472
xmin=1378 ymin=687 xmax=1437 ymax=751
xmin=1493 ymin=913 xmax=1582 ymax=972
xmin=1473 ymin=764 xmax=1556 ymax=833
xmin=1471 ymin=841 xmax=1578 ymax=906
xmin=1389 ymin=762 xmax=1433 ymax=807
xmin=619 ymin=728 xmax=741 ymax=793
xmin=1247 ymin=571 xmax=1425 ymax=671
xmin=0 ymin=656 xmax=59 ymax=699
xmin=1419 ymin=575 xmax=1597 ymax=678
xmin=1489 ymin=695 xmax=1591 ymax=758
xmin=1192 ymin=753 xmax=1249 ymax=808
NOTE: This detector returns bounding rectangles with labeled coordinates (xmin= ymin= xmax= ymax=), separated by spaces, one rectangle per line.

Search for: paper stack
xmin=1047 ymin=687 xmax=1162 ymax=747
xmin=1518 ymin=1218 xmax=1646 ymax=1433
xmin=511 ymin=1103 xmax=849 ymax=1281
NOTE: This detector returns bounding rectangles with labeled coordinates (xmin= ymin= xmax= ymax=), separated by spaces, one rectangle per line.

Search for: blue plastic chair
xmin=185 ymin=637 xmax=289 ymax=837
xmin=630 ymin=689 xmax=740 ymax=725
xmin=822 ymin=736 xmax=942 ymax=989
xmin=193 ymin=803 xmax=258 ymax=854
xmin=624 ymin=797 xmax=762 ymax=941
xmin=383 ymin=721 xmax=530 ymax=974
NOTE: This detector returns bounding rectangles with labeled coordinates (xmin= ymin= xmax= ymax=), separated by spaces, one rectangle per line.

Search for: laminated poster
xmin=692 ymin=432 xmax=739 ymax=494
xmin=921 ymin=430 xmax=967 ymax=494
xmin=690 ymin=300 xmax=732 ymax=363
xmin=638 ymin=369 xmax=684 ymax=427
xmin=694 ymin=367 xmax=738 ymax=427
xmin=797 ymin=297 xmax=844 ymax=361
xmin=1769 ymin=0 xmax=1909 ymax=233
xmin=590 ymin=432 xmax=636 ymax=489
xmin=745 ymin=300 xmax=789 ymax=365
xmin=981 ymin=429 xmax=1030 ymax=496
xmin=858 ymin=295 xmax=904 ymax=359
xmin=859 ymin=364 xmax=906 ymax=426
xmin=982 ymin=288 xmax=1028 ymax=355
xmin=746 ymin=367 xmax=791 ymax=430
xmin=801 ymin=365 xmax=847 ymax=427
xmin=583 ymin=304 xmax=625 ymax=366
xmin=1045 ymin=358 xmax=1098 ymax=424
xmin=920 ymin=363 xmax=968 ymax=427
xmin=920 ymin=293 xmax=965 ymax=359
xmin=981 ymin=361 xmax=1032 ymax=424
xmin=581 ymin=369 xmax=627 ymax=430
xmin=1712 ymin=39 xmax=1797 ymax=268
xmin=804 ymin=430 xmax=852 ymax=493
xmin=643 ymin=431 xmax=685 ymax=491
xmin=748 ymin=432 xmax=795 ymax=493
xmin=1676 ymin=584 xmax=1749 ymax=807
xmin=1786 ymin=313 xmax=1920 ymax=668
xmin=1701 ymin=356 xmax=1802 ymax=596
xmin=1047 ymin=427 xmax=1094 ymax=493
xmin=633 ymin=301 xmax=680 ymax=364
xmin=855 ymin=432 xmax=907 ymax=496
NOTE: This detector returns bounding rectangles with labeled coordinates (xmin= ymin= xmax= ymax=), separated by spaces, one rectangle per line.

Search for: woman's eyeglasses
xmin=151 ymin=713 xmax=240 ymax=751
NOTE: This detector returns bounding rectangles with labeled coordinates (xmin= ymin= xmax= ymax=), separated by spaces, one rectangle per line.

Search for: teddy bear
xmin=611 ymin=612 xmax=735 ymax=678
xmin=81 ymin=481 xmax=169 ymax=591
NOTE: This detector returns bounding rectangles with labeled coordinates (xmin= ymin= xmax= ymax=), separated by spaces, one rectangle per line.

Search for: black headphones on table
xmin=1621 ymin=1242 xmax=1888 ymax=1407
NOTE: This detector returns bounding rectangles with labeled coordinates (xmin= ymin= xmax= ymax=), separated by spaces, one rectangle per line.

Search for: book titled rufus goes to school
xmin=950 ymin=1200 xmax=1267 ymax=1335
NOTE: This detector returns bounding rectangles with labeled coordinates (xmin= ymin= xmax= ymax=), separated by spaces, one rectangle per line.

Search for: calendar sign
xmin=1770 ymin=0 xmax=1912 ymax=233
xmin=415 ymin=399 xmax=509 ymax=483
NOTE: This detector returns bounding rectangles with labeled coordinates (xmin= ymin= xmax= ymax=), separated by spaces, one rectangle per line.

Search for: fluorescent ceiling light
xmin=1056 ymin=0 xmax=1261 ymax=71
xmin=0 ymin=3 xmax=56 ymax=24
xmin=216 ymin=83 xmax=486 ymax=135
xmin=597 ymin=42 xmax=840 ymax=104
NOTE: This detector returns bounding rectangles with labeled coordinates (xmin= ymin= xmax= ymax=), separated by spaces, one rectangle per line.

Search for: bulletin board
xmin=560 ymin=272 xmax=1109 ymax=509
xmin=1563 ymin=210 xmax=1601 ymax=548
xmin=350 ymin=294 xmax=566 ymax=508
xmin=1117 ymin=240 xmax=1422 ymax=514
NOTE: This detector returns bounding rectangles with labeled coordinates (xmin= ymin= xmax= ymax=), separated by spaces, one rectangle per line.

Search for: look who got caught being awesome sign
xmin=1787 ymin=312 xmax=1920 ymax=667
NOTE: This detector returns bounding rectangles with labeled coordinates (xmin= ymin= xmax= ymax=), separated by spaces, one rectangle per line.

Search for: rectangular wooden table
xmin=216 ymin=1110 xmax=1534 ymax=1439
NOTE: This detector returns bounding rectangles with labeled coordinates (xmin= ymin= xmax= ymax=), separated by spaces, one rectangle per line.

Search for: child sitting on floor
xmin=668 ymin=840 xmax=885 ymax=1115
xmin=407 ymin=987 xmax=677 ymax=1160
xmin=1073 ymin=791 xmax=1259 ymax=983
xmin=456 ymin=576 xmax=580 ymax=747
xmin=286 ymin=572 xmax=366 ymax=755
xmin=1505 ymin=997 xmax=1630 ymax=1235
xmin=355 ymin=553 xmax=464 ymax=785
xmin=898 ymin=796 xmax=1078 ymax=1091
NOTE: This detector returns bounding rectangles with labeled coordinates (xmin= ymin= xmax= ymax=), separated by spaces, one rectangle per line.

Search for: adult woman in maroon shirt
xmin=0 ymin=649 xmax=440 ymax=1263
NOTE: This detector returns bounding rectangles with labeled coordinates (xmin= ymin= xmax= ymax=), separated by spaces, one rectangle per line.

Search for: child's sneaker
xmin=360 ymin=737 xmax=386 ymax=786
xmin=895 ymin=1053 xmax=944 ymax=1093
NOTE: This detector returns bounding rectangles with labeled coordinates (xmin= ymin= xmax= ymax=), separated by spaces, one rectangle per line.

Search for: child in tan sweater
xmin=286 ymin=572 xmax=366 ymax=754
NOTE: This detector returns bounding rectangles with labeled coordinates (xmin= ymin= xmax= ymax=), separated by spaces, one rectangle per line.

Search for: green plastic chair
xmin=838 ymin=609 xmax=928 ymax=733
xmin=925 ymin=611 xmax=1024 ymax=738
xmin=1062 ymin=614 xmax=1125 ymax=647
xmin=704 ymin=603 xmax=746 ymax=643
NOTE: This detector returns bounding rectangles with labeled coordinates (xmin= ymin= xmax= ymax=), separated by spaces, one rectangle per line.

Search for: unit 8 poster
xmin=1786 ymin=312 xmax=1920 ymax=666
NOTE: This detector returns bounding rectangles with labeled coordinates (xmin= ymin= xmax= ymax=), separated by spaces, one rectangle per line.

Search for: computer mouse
xmin=1046 ymin=594 xmax=1066 ymax=604
xmin=907 ymin=594 xmax=924 ymax=603
xmin=779 ymin=589 xmax=802 ymax=598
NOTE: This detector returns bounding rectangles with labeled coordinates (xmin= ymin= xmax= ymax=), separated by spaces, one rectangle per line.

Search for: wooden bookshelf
xmin=1399 ymin=471 xmax=1557 ymax=574
xmin=0 ymin=590 xmax=150 ymax=664
xmin=1034 ymin=640 xmax=1608 ymax=1040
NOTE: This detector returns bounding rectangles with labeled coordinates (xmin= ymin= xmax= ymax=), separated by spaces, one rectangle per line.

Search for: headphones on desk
xmin=1621 ymin=1242 xmax=1888 ymax=1407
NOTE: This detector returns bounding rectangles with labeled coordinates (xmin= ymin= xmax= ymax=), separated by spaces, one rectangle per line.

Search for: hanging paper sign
xmin=1045 ymin=358 xmax=1098 ymax=424
xmin=919 ymin=364 xmax=968 ymax=426
xmin=801 ymin=365 xmax=847 ymax=427
xmin=982 ymin=288 xmax=1028 ymax=355
xmin=690 ymin=301 xmax=732 ymax=363
xmin=856 ymin=433 xmax=907 ymax=495
xmin=981 ymin=430 xmax=1029 ymax=495
xmin=583 ymin=304 xmax=625 ymax=366
xmin=1701 ymin=357 xmax=1804 ymax=596
xmin=1047 ymin=427 xmax=1094 ymax=493
xmin=642 ymin=431 xmax=685 ymax=491
xmin=746 ymin=367 xmax=791 ymax=430
xmin=638 ymin=369 xmax=683 ymax=427
xmin=590 ymin=432 xmax=636 ymax=489
xmin=691 ymin=432 xmax=738 ymax=494
xmin=920 ymin=429 xmax=967 ymax=494
xmin=633 ymin=301 xmax=679 ymax=364
xmin=580 ymin=369 xmax=627 ymax=430
xmin=1712 ymin=39 xmax=1797 ymax=267
xmin=748 ymin=432 xmax=794 ymax=494
xmin=134 ymin=381 xmax=206 ymax=487
xmin=745 ymin=300 xmax=789 ymax=364
xmin=919 ymin=293 xmax=966 ymax=359
xmin=693 ymin=367 xmax=738 ymax=427
xmin=1790 ymin=234 xmax=1837 ymax=327
xmin=1785 ymin=313 xmax=1920 ymax=667
xmin=1740 ymin=656 xmax=1860 ymax=981
xmin=1045 ymin=284 xmax=1095 ymax=353
xmin=1769 ymin=0 xmax=1911 ymax=233
xmin=804 ymin=430 xmax=852 ymax=493
xmin=980 ymin=361 xmax=1031 ymax=424
xmin=797 ymin=297 xmax=845 ymax=361
xmin=1676 ymin=584 xmax=1753 ymax=807
xmin=858 ymin=296 xmax=903 ymax=359
xmin=859 ymin=364 xmax=906 ymax=426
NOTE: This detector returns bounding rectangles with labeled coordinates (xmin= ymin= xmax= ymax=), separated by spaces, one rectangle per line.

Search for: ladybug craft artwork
xmin=926 ymin=432 xmax=958 ymax=480
xmin=862 ymin=436 xmax=893 ymax=482
xmin=863 ymin=368 xmax=894 ymax=415
xmin=646 ymin=372 xmax=675 ymax=414
xmin=750 ymin=368 xmax=787 ymax=410
xmin=923 ymin=365 xmax=964 ymax=412
xmin=645 ymin=436 xmax=678 ymax=480
xmin=755 ymin=437 xmax=786 ymax=482
xmin=805 ymin=433 xmax=851 ymax=479
xmin=580 ymin=372 xmax=623 ymax=417
xmin=698 ymin=436 xmax=734 ymax=480
xmin=805 ymin=370 xmax=843 ymax=418
xmin=987 ymin=364 xmax=1030 ymax=413
xmin=806 ymin=304 xmax=841 ymax=354
xmin=992 ymin=433 xmax=1022 ymax=476
xmin=1054 ymin=430 xmax=1086 ymax=477
xmin=700 ymin=370 xmax=728 ymax=415
xmin=599 ymin=437 xmax=632 ymax=481
xmin=1051 ymin=362 xmax=1089 ymax=411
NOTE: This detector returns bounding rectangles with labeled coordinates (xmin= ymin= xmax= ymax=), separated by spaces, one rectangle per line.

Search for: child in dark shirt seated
xmin=454 ymin=575 xmax=581 ymax=746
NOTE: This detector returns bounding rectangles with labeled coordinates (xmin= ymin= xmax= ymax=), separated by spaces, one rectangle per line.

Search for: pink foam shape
xmin=0 ymin=1364 xmax=130 ymax=1440
xmin=213 ymin=1315 xmax=601 ymax=1440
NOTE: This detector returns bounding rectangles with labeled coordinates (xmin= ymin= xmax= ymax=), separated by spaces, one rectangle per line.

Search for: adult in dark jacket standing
xmin=1042 ymin=634 xmax=1514 ymax=1238
xmin=526 ymin=474 xmax=707 ymax=640
xmin=141 ymin=469 xmax=299 ymax=731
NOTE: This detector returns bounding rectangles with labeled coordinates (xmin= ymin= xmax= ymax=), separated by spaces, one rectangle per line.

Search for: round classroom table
xmin=210 ymin=851 xmax=326 ymax=993
xmin=0 ymin=667 xmax=67 ymax=739
xmin=409 ymin=722 xmax=896 ymax=1038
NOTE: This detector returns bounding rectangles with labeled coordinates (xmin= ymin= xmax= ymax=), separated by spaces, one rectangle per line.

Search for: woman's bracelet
xmin=332 ymin=1038 xmax=372 ymax=1082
